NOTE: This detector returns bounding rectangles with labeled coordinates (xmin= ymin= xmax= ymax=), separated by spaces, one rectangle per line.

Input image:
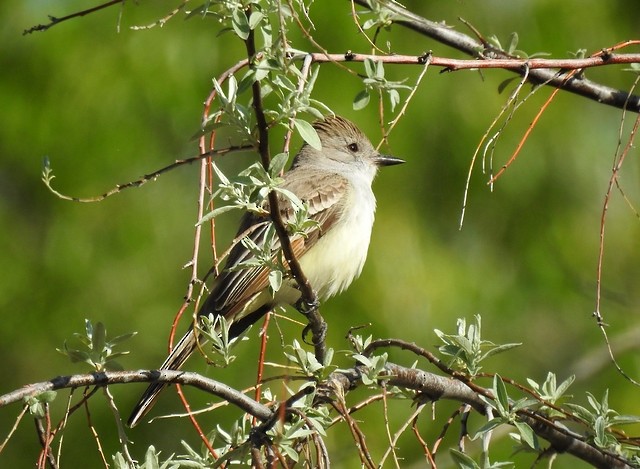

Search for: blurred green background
xmin=2 ymin=0 xmax=640 ymax=467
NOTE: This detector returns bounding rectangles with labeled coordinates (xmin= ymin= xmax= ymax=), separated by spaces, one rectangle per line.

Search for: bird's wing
xmin=128 ymin=171 xmax=349 ymax=427
xmin=203 ymin=169 xmax=350 ymax=319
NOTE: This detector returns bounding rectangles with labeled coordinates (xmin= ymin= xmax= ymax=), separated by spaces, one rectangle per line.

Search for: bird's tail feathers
xmin=127 ymin=328 xmax=197 ymax=427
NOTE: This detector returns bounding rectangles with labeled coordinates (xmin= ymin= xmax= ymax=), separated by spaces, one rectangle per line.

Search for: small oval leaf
xmin=353 ymin=89 xmax=370 ymax=110
xmin=293 ymin=119 xmax=321 ymax=150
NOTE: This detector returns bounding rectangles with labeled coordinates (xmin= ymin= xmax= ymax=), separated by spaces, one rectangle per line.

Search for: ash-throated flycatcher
xmin=127 ymin=115 xmax=404 ymax=427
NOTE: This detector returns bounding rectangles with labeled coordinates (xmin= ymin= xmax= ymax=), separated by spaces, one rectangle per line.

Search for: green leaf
xmin=554 ymin=374 xmax=575 ymax=398
xmin=362 ymin=19 xmax=377 ymax=30
xmin=449 ymin=449 xmax=481 ymax=469
xmin=623 ymin=62 xmax=640 ymax=73
xmin=480 ymin=342 xmax=521 ymax=361
xmin=65 ymin=348 xmax=91 ymax=364
xmin=388 ymin=89 xmax=400 ymax=111
xmin=269 ymin=152 xmax=289 ymax=176
xmin=237 ymin=69 xmax=256 ymax=94
xmin=24 ymin=392 xmax=57 ymax=419
xmin=144 ymin=446 xmax=161 ymax=469
xmin=494 ymin=374 xmax=509 ymax=415
xmin=92 ymin=322 xmax=106 ymax=352
xmin=375 ymin=59 xmax=385 ymax=79
xmin=112 ymin=452 xmax=128 ymax=469
xmin=507 ymin=32 xmax=519 ymax=55
xmin=514 ymin=421 xmax=537 ymax=449
xmin=197 ymin=204 xmax=240 ymax=226
xmin=293 ymin=118 xmax=321 ymax=150
xmin=108 ymin=332 xmax=137 ymax=346
xmin=60 ymin=320 xmax=135 ymax=371
xmin=268 ymin=269 xmax=283 ymax=292
xmin=231 ymin=8 xmax=250 ymax=40
xmin=565 ymin=403 xmax=595 ymax=424
xmin=353 ymin=89 xmax=370 ymax=110
xmin=323 ymin=347 xmax=334 ymax=367
xmin=85 ymin=319 xmax=93 ymax=340
xmin=611 ymin=414 xmax=640 ymax=425
xmin=474 ymin=417 xmax=503 ymax=437
xmin=364 ymin=58 xmax=376 ymax=78
xmin=248 ymin=11 xmax=264 ymax=30
xmin=227 ymin=75 xmax=238 ymax=102
xmin=593 ymin=415 xmax=608 ymax=448
xmin=37 ymin=391 xmax=57 ymax=403
xmin=352 ymin=353 xmax=372 ymax=367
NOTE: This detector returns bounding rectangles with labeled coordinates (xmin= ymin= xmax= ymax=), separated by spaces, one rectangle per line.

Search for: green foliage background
xmin=2 ymin=0 xmax=640 ymax=467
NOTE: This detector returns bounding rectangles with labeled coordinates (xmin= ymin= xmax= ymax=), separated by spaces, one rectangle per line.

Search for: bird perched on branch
xmin=128 ymin=115 xmax=404 ymax=427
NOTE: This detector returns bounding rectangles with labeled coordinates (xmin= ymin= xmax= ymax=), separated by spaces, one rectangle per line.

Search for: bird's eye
xmin=347 ymin=143 xmax=359 ymax=152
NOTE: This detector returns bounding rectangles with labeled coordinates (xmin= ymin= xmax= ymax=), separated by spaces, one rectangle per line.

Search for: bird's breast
xmin=298 ymin=186 xmax=376 ymax=300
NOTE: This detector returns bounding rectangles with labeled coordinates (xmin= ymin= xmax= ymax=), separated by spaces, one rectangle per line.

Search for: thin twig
xmin=332 ymin=399 xmax=376 ymax=469
xmin=24 ymin=0 xmax=122 ymax=35
xmin=42 ymin=145 xmax=252 ymax=203
xmin=34 ymin=411 xmax=58 ymax=469
xmin=55 ymin=390 xmax=74 ymax=467
xmin=349 ymin=0 xmax=387 ymax=54
xmin=379 ymin=395 xmax=427 ymax=468
xmin=410 ymin=404 xmax=437 ymax=468
xmin=83 ymin=396 xmax=109 ymax=469
xmin=253 ymin=311 xmax=271 ymax=425
xmin=459 ymin=64 xmax=531 ymax=228
xmin=129 ymin=0 xmax=190 ymax=30
xmin=593 ymin=107 xmax=640 ymax=387
xmin=283 ymin=54 xmax=314 ymax=154
xmin=378 ymin=383 xmax=401 ymax=469
xmin=102 ymin=386 xmax=135 ymax=466
xmin=377 ymin=52 xmax=432 ymax=150
xmin=0 ymin=405 xmax=28 ymax=453
xmin=488 ymin=69 xmax=578 ymax=185
xmin=430 ymin=406 xmax=463 ymax=463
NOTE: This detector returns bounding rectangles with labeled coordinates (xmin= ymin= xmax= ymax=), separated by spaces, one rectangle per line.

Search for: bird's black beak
xmin=374 ymin=154 xmax=405 ymax=167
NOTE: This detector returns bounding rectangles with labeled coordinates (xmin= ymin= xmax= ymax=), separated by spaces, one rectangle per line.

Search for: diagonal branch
xmin=243 ymin=8 xmax=326 ymax=363
xmin=353 ymin=0 xmax=640 ymax=113
xmin=42 ymin=145 xmax=252 ymax=203
xmin=23 ymin=0 xmax=122 ymax=35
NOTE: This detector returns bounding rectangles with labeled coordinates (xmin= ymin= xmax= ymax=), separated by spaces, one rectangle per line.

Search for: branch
xmin=293 ymin=51 xmax=640 ymax=72
xmin=23 ymin=0 xmax=122 ymax=35
xmin=0 ymin=370 xmax=273 ymax=423
xmin=42 ymin=145 xmax=252 ymax=203
xmin=2 ymin=363 xmax=635 ymax=468
xmin=323 ymin=363 xmax=634 ymax=469
xmin=243 ymin=8 xmax=326 ymax=362
xmin=353 ymin=0 xmax=640 ymax=113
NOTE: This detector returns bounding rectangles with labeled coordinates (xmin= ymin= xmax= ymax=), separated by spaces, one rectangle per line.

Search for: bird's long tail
xmin=127 ymin=328 xmax=197 ymax=427
xmin=127 ymin=302 xmax=272 ymax=427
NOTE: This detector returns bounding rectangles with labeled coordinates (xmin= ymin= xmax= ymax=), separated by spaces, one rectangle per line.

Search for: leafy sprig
xmin=57 ymin=319 xmax=136 ymax=371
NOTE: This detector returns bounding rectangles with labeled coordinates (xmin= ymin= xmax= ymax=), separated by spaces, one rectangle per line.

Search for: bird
xmin=127 ymin=115 xmax=404 ymax=427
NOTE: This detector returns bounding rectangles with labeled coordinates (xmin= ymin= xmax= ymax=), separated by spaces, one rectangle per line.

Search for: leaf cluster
xmin=435 ymin=315 xmax=521 ymax=377
xmin=57 ymin=319 xmax=136 ymax=372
